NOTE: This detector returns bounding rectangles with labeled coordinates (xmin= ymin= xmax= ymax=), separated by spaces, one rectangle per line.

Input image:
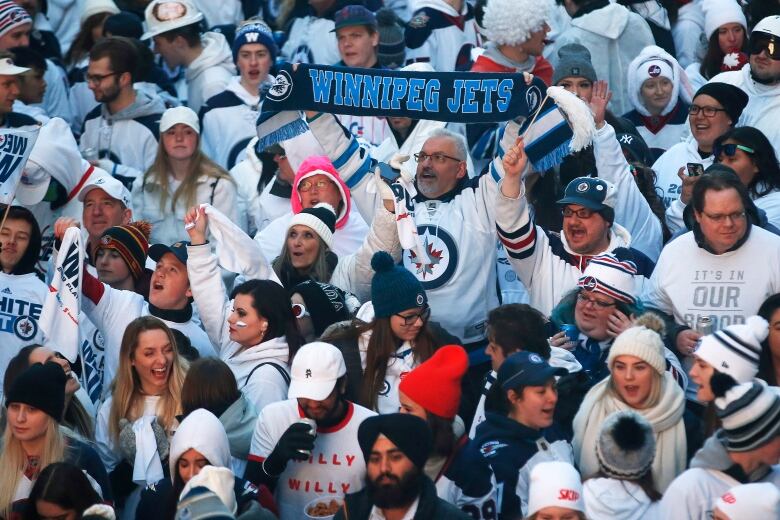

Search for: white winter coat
xmin=185 ymin=32 xmax=236 ymax=113
xmin=584 ymin=478 xmax=661 ymax=520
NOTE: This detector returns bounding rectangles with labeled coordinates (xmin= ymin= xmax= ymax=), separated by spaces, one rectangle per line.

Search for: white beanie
xmin=527 ymin=461 xmax=584 ymax=516
xmin=715 ymin=482 xmax=780 ymax=519
xmin=608 ymin=321 xmax=667 ymax=375
xmin=179 ymin=466 xmax=237 ymax=514
xmin=481 ymin=0 xmax=553 ymax=46
xmin=695 ymin=315 xmax=767 ymax=383
xmin=288 ymin=202 xmax=336 ymax=249
xmin=627 ymin=45 xmax=693 ymax=117
xmin=80 ymin=0 xmax=120 ymax=25
xmin=702 ymin=0 xmax=747 ymax=40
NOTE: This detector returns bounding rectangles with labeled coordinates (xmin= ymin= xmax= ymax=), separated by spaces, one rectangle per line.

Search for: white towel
xmin=131 ymin=416 xmax=164 ymax=486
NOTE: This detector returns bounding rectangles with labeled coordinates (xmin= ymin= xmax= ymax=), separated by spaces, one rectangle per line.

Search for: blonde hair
xmin=144 ymin=133 xmax=234 ymax=214
xmin=608 ymin=367 xmax=664 ymax=410
xmin=108 ymin=316 xmax=188 ymax=442
xmin=272 ymin=228 xmax=334 ymax=286
xmin=0 ymin=415 xmax=65 ymax=517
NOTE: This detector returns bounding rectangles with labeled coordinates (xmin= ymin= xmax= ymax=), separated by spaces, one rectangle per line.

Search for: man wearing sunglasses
xmin=710 ymin=15 xmax=780 ymax=157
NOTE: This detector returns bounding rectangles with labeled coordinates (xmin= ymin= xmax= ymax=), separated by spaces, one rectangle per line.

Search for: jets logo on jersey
xmin=479 ymin=440 xmax=508 ymax=458
xmin=403 ymin=225 xmax=459 ymax=290
xmin=14 ymin=315 xmax=38 ymax=340
xmin=93 ymin=329 xmax=105 ymax=351
xmin=379 ymin=380 xmax=390 ymax=396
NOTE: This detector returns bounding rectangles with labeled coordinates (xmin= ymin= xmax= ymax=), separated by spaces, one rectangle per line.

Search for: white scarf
xmin=572 ymin=372 xmax=686 ymax=492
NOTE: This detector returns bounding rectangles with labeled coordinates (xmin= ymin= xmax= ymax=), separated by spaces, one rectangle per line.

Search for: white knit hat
xmin=715 ymin=483 xmax=780 ymax=519
xmin=608 ymin=323 xmax=666 ymax=375
xmin=527 ymin=461 xmax=584 ymax=516
xmin=481 ymin=0 xmax=553 ymax=46
xmin=80 ymin=0 xmax=120 ymax=25
xmin=179 ymin=466 xmax=237 ymax=514
xmin=714 ymin=379 xmax=780 ymax=452
xmin=695 ymin=315 xmax=767 ymax=383
xmin=627 ymin=45 xmax=693 ymax=117
xmin=702 ymin=0 xmax=747 ymax=40
xmin=288 ymin=202 xmax=336 ymax=250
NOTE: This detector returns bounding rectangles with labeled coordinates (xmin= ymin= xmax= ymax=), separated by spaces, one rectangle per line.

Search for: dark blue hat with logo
xmin=557 ymin=177 xmax=618 ymax=223
xmin=149 ymin=241 xmax=190 ymax=265
xmin=370 ymin=251 xmax=427 ymax=319
xmin=497 ymin=351 xmax=566 ymax=390
xmin=332 ymin=5 xmax=377 ymax=32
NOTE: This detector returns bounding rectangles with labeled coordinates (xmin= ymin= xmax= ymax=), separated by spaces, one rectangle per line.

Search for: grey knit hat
xmin=552 ymin=43 xmax=597 ymax=85
xmin=595 ymin=410 xmax=656 ymax=480
xmin=376 ymin=8 xmax=405 ymax=69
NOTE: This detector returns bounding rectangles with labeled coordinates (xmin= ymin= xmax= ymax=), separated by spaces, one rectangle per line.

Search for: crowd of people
xmin=1 ymin=0 xmax=780 ymax=519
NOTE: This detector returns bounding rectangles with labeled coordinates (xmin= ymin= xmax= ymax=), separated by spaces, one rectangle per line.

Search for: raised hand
xmin=184 ymin=205 xmax=208 ymax=245
xmin=589 ymin=80 xmax=612 ymax=129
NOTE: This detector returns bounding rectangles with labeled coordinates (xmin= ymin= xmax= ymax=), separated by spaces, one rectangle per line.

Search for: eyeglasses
xmin=749 ymin=35 xmax=780 ymax=60
xmin=715 ymin=143 xmax=755 ymax=157
xmin=688 ymin=105 xmax=727 ymax=118
xmin=700 ymin=210 xmax=746 ymax=224
xmin=395 ymin=306 xmax=431 ymax=326
xmin=86 ymin=72 xmax=119 ymax=85
xmin=298 ymin=179 xmax=333 ymax=192
xmin=292 ymin=303 xmax=310 ymax=319
xmin=576 ymin=292 xmax=617 ymax=309
xmin=562 ymin=206 xmax=596 ymax=219
xmin=413 ymin=152 xmax=463 ymax=165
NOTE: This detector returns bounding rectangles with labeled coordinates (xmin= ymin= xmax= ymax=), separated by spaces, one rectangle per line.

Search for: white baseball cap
xmin=141 ymin=0 xmax=203 ymax=40
xmin=288 ymin=342 xmax=346 ymax=401
xmin=77 ymin=174 xmax=132 ymax=208
xmin=15 ymin=159 xmax=50 ymax=205
xmin=160 ymin=106 xmax=200 ymax=134
xmin=0 ymin=57 xmax=29 ymax=76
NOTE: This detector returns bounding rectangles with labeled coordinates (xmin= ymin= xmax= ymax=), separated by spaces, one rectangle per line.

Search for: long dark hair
xmin=587 ymin=470 xmax=662 ymax=502
xmin=700 ymin=27 xmax=749 ymax=81
xmin=65 ymin=13 xmax=112 ymax=68
xmin=758 ymin=293 xmax=780 ymax=386
xmin=22 ymin=462 xmax=103 ymax=520
xmin=427 ymin=412 xmax=457 ymax=460
xmin=231 ymin=279 xmax=304 ymax=359
xmin=181 ymin=357 xmax=241 ymax=418
xmin=0 ymin=205 xmax=42 ymax=275
xmin=714 ymin=126 xmax=780 ymax=199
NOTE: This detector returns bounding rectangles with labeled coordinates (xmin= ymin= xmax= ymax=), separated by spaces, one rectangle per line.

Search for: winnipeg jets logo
xmin=267 ymin=71 xmax=293 ymax=102
xmin=14 ymin=316 xmax=37 ymax=340
xmin=403 ymin=226 xmax=459 ymax=291
xmin=526 ymin=85 xmax=542 ymax=113
xmin=648 ymin=64 xmax=662 ymax=77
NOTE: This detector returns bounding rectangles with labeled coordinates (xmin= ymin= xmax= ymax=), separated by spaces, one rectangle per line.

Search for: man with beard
xmin=246 ymin=342 xmax=376 ymax=519
xmin=711 ymin=15 xmax=780 ymax=158
xmin=79 ymin=36 xmax=165 ymax=188
xmin=336 ymin=413 xmax=470 ymax=519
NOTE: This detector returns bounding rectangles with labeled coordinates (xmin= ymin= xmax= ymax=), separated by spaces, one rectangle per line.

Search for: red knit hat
xmin=399 ymin=345 xmax=468 ymax=419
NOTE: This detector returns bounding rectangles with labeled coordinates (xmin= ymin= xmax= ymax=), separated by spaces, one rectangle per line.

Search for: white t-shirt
xmin=249 ymin=399 xmax=376 ymax=519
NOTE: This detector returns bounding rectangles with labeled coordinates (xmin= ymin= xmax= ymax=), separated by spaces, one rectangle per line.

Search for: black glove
xmin=263 ymin=422 xmax=316 ymax=476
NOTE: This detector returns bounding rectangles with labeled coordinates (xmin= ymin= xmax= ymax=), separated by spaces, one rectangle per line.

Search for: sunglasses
xmin=749 ymin=35 xmax=780 ymax=60
xmin=292 ymin=303 xmax=310 ymax=319
xmin=715 ymin=143 xmax=755 ymax=157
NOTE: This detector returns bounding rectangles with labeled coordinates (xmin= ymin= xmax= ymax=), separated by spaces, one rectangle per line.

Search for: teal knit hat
xmin=371 ymin=251 xmax=427 ymax=318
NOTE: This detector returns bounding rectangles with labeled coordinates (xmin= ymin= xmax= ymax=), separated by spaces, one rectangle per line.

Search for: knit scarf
xmin=257 ymin=63 xmax=579 ymax=172
xmin=572 ymin=372 xmax=686 ymax=492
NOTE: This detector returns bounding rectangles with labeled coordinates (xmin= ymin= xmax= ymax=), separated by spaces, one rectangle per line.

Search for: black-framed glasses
xmin=688 ymin=105 xmax=727 ymax=118
xmin=576 ymin=292 xmax=617 ymax=309
xmin=749 ymin=35 xmax=780 ymax=60
xmin=562 ymin=206 xmax=596 ymax=219
xmin=86 ymin=72 xmax=119 ymax=85
xmin=413 ymin=152 xmax=463 ymax=165
xmin=716 ymin=143 xmax=755 ymax=158
xmin=395 ymin=305 xmax=431 ymax=326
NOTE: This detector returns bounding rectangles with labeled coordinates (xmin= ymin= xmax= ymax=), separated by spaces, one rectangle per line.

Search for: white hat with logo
xmin=0 ymin=57 xmax=28 ymax=76
xmin=527 ymin=461 xmax=585 ymax=517
xmin=141 ymin=0 xmax=203 ymax=40
xmin=288 ymin=342 xmax=346 ymax=401
xmin=77 ymin=174 xmax=132 ymax=208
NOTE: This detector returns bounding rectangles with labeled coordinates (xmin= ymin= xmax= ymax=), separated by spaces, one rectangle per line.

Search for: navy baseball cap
xmin=497 ymin=352 xmax=566 ymax=390
xmin=148 ymin=241 xmax=190 ymax=265
xmin=557 ymin=177 xmax=618 ymax=222
xmin=331 ymin=5 xmax=377 ymax=32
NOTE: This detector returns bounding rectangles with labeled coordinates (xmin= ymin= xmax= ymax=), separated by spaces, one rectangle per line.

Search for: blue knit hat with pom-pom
xmin=371 ymin=251 xmax=427 ymax=318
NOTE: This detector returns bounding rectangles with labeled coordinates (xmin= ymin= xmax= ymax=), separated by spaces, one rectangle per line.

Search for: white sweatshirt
xmin=185 ymin=32 xmax=236 ymax=113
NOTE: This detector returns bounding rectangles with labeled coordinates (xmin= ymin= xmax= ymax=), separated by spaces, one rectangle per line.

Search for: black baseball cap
xmin=497 ymin=351 xmax=566 ymax=390
xmin=148 ymin=241 xmax=190 ymax=265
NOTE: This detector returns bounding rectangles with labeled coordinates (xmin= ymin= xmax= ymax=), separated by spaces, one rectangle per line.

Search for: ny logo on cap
xmin=619 ymin=135 xmax=634 ymax=145
xmin=305 ymin=369 xmax=312 ymax=378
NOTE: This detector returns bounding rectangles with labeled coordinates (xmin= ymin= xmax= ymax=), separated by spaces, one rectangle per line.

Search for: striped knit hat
xmin=96 ymin=221 xmax=152 ymax=280
xmin=578 ymin=253 xmax=638 ymax=304
xmin=715 ymin=379 xmax=780 ymax=452
xmin=696 ymin=316 xmax=767 ymax=383
xmin=0 ymin=0 xmax=31 ymax=39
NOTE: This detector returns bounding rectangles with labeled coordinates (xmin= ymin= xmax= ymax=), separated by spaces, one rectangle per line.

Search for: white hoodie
xmin=192 ymin=0 xmax=242 ymax=27
xmin=169 ymin=409 xmax=232 ymax=480
xmin=186 ymin=32 xmax=236 ymax=113
xmin=550 ymin=3 xmax=655 ymax=115
xmin=584 ymin=478 xmax=661 ymax=520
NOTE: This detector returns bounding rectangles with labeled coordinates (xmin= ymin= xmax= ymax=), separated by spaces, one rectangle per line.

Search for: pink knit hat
xmin=291 ymin=156 xmax=352 ymax=230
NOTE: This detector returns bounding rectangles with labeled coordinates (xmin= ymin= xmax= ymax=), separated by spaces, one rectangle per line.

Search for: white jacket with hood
xmin=550 ymin=2 xmax=655 ymax=116
xmin=185 ymin=32 xmax=236 ymax=113
xmin=281 ymin=14 xmax=339 ymax=65
xmin=79 ymin=89 xmax=166 ymax=186
xmin=671 ymin=0 xmax=705 ymax=69
xmin=584 ymin=478 xmax=660 ymax=520
xmin=169 ymin=409 xmax=233 ymax=480
xmin=200 ymin=76 xmax=262 ymax=170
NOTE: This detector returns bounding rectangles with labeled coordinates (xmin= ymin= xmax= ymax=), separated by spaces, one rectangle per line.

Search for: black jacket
xmin=335 ymin=475 xmax=471 ymax=520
